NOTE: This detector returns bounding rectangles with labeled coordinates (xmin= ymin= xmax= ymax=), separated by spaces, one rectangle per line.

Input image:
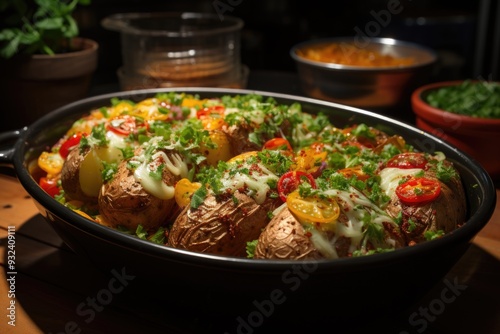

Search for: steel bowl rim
xmin=12 ymin=87 xmax=496 ymax=272
xmin=290 ymin=36 xmax=438 ymax=71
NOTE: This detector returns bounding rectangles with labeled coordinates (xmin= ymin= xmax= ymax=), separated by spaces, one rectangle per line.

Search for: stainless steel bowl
xmin=290 ymin=37 xmax=438 ymax=119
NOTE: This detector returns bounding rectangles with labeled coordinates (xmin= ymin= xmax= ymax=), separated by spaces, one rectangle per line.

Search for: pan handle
xmin=0 ymin=128 xmax=26 ymax=167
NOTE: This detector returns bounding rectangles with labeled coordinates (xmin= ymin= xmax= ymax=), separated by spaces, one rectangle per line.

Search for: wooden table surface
xmin=0 ymin=173 xmax=499 ymax=334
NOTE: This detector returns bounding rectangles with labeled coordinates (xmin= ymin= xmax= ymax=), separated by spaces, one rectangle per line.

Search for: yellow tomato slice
xmin=227 ymin=151 xmax=258 ymax=164
xmin=202 ymin=118 xmax=226 ymax=131
xmin=294 ymin=147 xmax=327 ymax=174
xmin=181 ymin=98 xmax=205 ymax=108
xmin=38 ymin=151 xmax=65 ymax=176
xmin=286 ymin=191 xmax=340 ymax=224
xmin=174 ymin=178 xmax=202 ymax=207
xmin=108 ymin=101 xmax=135 ymax=119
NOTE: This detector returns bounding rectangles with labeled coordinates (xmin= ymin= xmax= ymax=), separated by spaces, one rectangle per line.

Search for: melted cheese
xmin=133 ymin=152 xmax=188 ymax=200
xmin=308 ymin=227 xmax=338 ymax=259
xmin=379 ymin=167 xmax=422 ymax=198
xmin=306 ymin=167 xmax=425 ymax=254
xmin=221 ymin=163 xmax=278 ymax=205
xmin=153 ymin=151 xmax=188 ymax=178
xmin=318 ymin=187 xmax=394 ymax=251
xmin=134 ymin=163 xmax=174 ymax=200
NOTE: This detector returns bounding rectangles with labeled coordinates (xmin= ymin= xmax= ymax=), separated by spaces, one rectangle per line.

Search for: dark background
xmin=74 ymin=0 xmax=499 ymax=88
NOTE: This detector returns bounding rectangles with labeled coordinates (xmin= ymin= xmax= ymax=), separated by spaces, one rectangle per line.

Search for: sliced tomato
xmin=277 ymin=171 xmax=316 ymax=202
xmin=174 ymin=178 xmax=202 ymax=207
xmin=395 ymin=177 xmax=441 ymax=205
xmin=263 ymin=138 xmax=292 ymax=151
xmin=197 ymin=106 xmax=226 ymax=130
xmin=38 ymin=151 xmax=65 ymax=175
xmin=295 ymin=146 xmax=327 ymax=175
xmin=338 ymin=166 xmax=369 ymax=181
xmin=387 ymin=152 xmax=427 ymax=169
xmin=39 ymin=177 xmax=60 ymax=197
xmin=59 ymin=133 xmax=84 ymax=159
xmin=286 ymin=191 xmax=340 ymax=223
xmin=107 ymin=115 xmax=147 ymax=136
xmin=196 ymin=105 xmax=225 ymax=119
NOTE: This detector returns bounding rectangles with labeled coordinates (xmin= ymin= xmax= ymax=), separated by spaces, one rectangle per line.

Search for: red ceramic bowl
xmin=412 ymin=80 xmax=500 ymax=182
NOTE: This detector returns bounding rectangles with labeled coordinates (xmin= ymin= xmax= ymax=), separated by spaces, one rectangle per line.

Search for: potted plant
xmin=0 ymin=0 xmax=98 ymax=131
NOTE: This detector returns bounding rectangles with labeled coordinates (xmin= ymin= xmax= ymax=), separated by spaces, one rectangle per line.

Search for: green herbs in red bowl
xmin=412 ymin=80 xmax=500 ymax=181
xmin=425 ymin=80 xmax=500 ymax=119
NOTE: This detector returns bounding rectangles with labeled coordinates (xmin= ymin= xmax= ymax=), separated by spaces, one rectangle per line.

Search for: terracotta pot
xmin=411 ymin=80 xmax=500 ymax=181
xmin=0 ymin=37 xmax=98 ymax=131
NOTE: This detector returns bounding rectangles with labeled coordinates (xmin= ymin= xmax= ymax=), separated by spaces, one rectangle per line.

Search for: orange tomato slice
xmin=263 ymin=138 xmax=293 ymax=151
xmin=338 ymin=166 xmax=369 ymax=181
xmin=286 ymin=191 xmax=340 ymax=224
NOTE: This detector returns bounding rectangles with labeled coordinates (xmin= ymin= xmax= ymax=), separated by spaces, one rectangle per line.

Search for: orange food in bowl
xmin=297 ymin=43 xmax=415 ymax=67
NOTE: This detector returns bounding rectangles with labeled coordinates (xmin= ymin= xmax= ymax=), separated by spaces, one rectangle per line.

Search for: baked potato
xmin=98 ymin=148 xmax=184 ymax=231
xmin=60 ymin=146 xmax=97 ymax=203
xmin=168 ymin=192 xmax=279 ymax=257
xmin=384 ymin=158 xmax=467 ymax=244
xmin=254 ymin=205 xmax=322 ymax=260
xmin=254 ymin=191 xmax=406 ymax=260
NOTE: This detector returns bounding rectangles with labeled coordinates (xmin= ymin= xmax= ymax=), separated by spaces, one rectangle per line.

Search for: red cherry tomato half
xmin=107 ymin=115 xmax=147 ymax=136
xmin=196 ymin=105 xmax=225 ymax=119
xmin=39 ymin=177 xmax=60 ymax=197
xmin=263 ymin=138 xmax=293 ymax=151
xmin=395 ymin=177 xmax=441 ymax=205
xmin=277 ymin=171 xmax=317 ymax=202
xmin=59 ymin=133 xmax=83 ymax=159
xmin=387 ymin=152 xmax=428 ymax=169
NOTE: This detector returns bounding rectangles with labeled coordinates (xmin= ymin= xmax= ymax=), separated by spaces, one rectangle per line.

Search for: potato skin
xmin=60 ymin=146 xmax=97 ymax=203
xmin=98 ymin=159 xmax=178 ymax=231
xmin=223 ymin=124 xmax=261 ymax=156
xmin=254 ymin=207 xmax=322 ymax=260
xmin=168 ymin=192 xmax=277 ymax=257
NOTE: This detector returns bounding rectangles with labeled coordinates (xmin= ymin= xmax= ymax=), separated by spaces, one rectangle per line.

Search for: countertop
xmin=1 ymin=71 xmax=499 ymax=333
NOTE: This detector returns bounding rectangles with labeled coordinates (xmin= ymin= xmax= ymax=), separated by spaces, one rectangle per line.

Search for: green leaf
xmin=0 ymin=35 xmax=21 ymax=58
xmin=190 ymin=186 xmax=208 ymax=209
xmin=0 ymin=29 xmax=20 ymax=41
xmin=135 ymin=225 xmax=148 ymax=240
xmin=35 ymin=17 xmax=64 ymax=30
xmin=149 ymin=227 xmax=166 ymax=244
xmin=63 ymin=16 xmax=78 ymax=38
xmin=18 ymin=30 xmax=41 ymax=45
xmin=246 ymin=240 xmax=258 ymax=258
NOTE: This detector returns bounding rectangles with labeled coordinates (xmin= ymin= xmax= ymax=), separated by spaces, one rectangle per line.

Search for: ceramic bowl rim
xmin=411 ymin=80 xmax=500 ymax=132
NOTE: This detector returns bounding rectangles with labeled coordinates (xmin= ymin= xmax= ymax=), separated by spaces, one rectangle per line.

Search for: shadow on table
xmin=5 ymin=214 xmax=500 ymax=334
